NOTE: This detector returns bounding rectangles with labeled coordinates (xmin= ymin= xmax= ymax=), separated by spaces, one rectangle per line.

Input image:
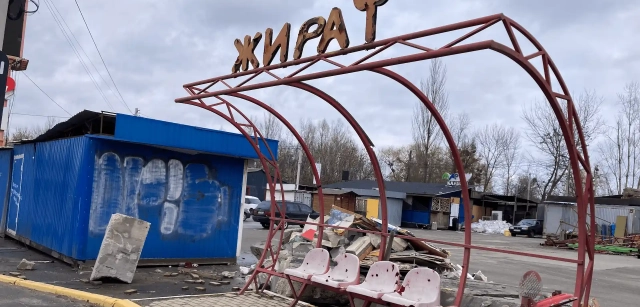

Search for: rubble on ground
xmin=471 ymin=220 xmax=512 ymax=235
xmin=542 ymin=233 xmax=640 ymax=256
xmin=248 ymin=205 xmax=486 ymax=305
xmin=16 ymin=259 xmax=35 ymax=270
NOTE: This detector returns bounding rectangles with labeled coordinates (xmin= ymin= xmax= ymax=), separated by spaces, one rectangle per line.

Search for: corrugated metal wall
xmin=85 ymin=137 xmax=245 ymax=261
xmin=5 ymin=138 xmax=89 ymax=258
xmin=545 ymin=203 xmax=639 ymax=235
xmin=0 ymin=149 xmax=14 ymax=237
xmin=376 ymin=198 xmax=403 ymax=227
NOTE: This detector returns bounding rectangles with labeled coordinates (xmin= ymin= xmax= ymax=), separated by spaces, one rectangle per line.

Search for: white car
xmin=243 ymin=196 xmax=261 ymax=221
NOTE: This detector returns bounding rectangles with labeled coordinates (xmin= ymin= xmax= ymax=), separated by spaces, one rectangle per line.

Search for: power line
xmin=42 ymin=0 xmax=115 ymax=111
xmin=46 ymin=0 xmax=121 ymax=108
xmin=21 ymin=72 xmax=72 ymax=116
xmin=10 ymin=112 xmax=70 ymax=119
xmin=74 ymin=0 xmax=133 ymax=115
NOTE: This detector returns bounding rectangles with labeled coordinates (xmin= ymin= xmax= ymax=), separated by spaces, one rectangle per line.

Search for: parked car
xmin=509 ymin=219 xmax=543 ymax=237
xmin=243 ymin=196 xmax=261 ymax=221
xmin=252 ymin=200 xmax=320 ymax=229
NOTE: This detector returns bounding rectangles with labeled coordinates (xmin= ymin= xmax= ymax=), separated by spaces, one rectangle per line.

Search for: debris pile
xmin=543 ymin=233 xmax=640 ymax=256
xmin=470 ymin=220 xmax=512 ymax=234
xmin=250 ymin=205 xmax=486 ymax=304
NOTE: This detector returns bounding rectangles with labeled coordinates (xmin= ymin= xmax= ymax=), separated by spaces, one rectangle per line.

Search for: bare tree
xmin=10 ymin=117 xmax=60 ymax=142
xmin=598 ymin=82 xmax=640 ymax=193
xmin=412 ymin=58 xmax=449 ymax=182
xmin=476 ymin=124 xmax=518 ymax=192
xmin=522 ymin=89 xmax=603 ymax=200
xmin=502 ymin=129 xmax=521 ymax=194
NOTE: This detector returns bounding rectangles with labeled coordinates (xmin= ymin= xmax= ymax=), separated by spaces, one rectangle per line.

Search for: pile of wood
xmin=622 ymin=188 xmax=640 ymax=199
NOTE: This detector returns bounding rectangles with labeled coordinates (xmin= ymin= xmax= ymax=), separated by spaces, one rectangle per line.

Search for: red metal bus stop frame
xmin=176 ymin=14 xmax=595 ymax=307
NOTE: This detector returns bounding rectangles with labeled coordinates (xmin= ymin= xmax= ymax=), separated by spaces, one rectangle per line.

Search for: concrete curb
xmin=0 ymin=274 xmax=140 ymax=307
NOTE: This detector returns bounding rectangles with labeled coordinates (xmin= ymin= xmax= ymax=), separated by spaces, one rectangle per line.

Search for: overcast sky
xmin=8 ymin=0 xmax=640 ymax=157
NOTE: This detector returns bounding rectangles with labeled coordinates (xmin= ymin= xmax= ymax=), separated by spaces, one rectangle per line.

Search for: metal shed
xmin=543 ymin=201 xmax=640 ymax=235
xmin=2 ymin=111 xmax=278 ymax=265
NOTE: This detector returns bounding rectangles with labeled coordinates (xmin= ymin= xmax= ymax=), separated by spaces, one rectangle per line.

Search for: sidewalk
xmin=0 ymin=237 xmax=249 ymax=300
xmin=133 ymin=292 xmax=314 ymax=307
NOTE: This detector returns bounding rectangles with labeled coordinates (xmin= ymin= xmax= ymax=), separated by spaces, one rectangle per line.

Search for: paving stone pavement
xmin=136 ymin=292 xmax=314 ymax=307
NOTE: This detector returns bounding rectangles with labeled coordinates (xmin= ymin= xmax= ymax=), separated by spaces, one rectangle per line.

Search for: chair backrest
xmin=400 ymin=268 xmax=441 ymax=302
xmin=361 ymin=261 xmax=399 ymax=292
xmin=329 ymin=253 xmax=360 ymax=282
xmin=298 ymin=248 xmax=330 ymax=275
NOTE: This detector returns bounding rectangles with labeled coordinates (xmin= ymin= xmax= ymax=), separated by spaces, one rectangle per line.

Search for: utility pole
xmin=526 ymin=172 xmax=531 ymax=216
xmin=294 ymin=146 xmax=302 ymax=190
xmin=0 ymin=0 xmax=29 ymax=146
xmin=0 ymin=1 xmax=8 ymax=50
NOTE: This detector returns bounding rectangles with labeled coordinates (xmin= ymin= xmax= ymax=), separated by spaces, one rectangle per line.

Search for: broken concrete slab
xmin=391 ymin=237 xmax=409 ymax=252
xmin=16 ymin=259 xmax=35 ymax=270
xmin=366 ymin=233 xmax=382 ymax=249
xmin=90 ymin=213 xmax=150 ymax=284
xmin=320 ymin=230 xmax=344 ymax=248
xmin=330 ymin=246 xmax=346 ymax=260
xmin=346 ymin=236 xmax=373 ymax=261
xmin=289 ymin=242 xmax=314 ymax=257
xmin=282 ymin=229 xmax=299 ymax=243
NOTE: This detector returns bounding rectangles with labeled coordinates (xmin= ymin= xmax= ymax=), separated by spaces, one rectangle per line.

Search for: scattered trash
xmin=16 ymin=259 xmax=35 ymax=270
xmin=473 ymin=270 xmax=488 ymax=282
xmin=219 ymin=280 xmax=231 ymax=285
xmin=80 ymin=279 xmax=90 ymax=283
xmin=163 ymin=272 xmax=173 ymax=277
xmin=155 ymin=269 xmax=163 ymax=273
xmin=124 ymin=289 xmax=138 ymax=295
xmin=90 ymin=280 xmax=103 ymax=286
xmin=210 ymin=281 xmax=221 ymax=286
xmin=232 ymin=286 xmax=241 ymax=291
xmin=221 ymin=271 xmax=236 ymax=278
xmin=239 ymin=265 xmax=255 ymax=275
xmin=179 ymin=262 xmax=199 ymax=268
xmin=17 ymin=275 xmax=26 ymax=280
xmin=8 ymin=272 xmax=21 ymax=277
xmin=32 ymin=260 xmax=54 ymax=263
xmin=195 ymin=286 xmax=206 ymax=291
xmin=181 ymin=286 xmax=189 ymax=290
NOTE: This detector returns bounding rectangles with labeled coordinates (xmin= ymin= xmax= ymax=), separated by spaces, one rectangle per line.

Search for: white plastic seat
xmin=283 ymin=248 xmax=330 ymax=280
xmin=346 ymin=260 xmax=399 ymax=299
xmin=381 ymin=268 xmax=441 ymax=307
xmin=311 ymin=253 xmax=360 ymax=288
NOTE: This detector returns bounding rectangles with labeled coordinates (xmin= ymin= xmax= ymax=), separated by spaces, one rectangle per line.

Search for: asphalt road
xmin=241 ymin=220 xmax=640 ymax=306
xmin=0 ymin=283 xmax=92 ymax=306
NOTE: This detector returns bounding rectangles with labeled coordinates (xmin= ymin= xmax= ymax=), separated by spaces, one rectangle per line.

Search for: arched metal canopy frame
xmin=176 ymin=13 xmax=595 ymax=307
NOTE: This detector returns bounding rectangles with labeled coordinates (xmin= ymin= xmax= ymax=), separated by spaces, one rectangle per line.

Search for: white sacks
xmin=470 ymin=220 xmax=512 ymax=235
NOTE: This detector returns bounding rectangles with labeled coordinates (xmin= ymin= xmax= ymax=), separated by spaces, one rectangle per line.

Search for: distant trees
xmin=9 ymin=117 xmax=60 ymax=142
xmin=241 ymin=65 xmax=639 ymax=201
xmin=597 ymin=82 xmax=640 ymax=194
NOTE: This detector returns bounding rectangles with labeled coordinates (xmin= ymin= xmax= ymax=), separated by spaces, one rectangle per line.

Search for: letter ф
xmin=232 ymin=32 xmax=263 ymax=73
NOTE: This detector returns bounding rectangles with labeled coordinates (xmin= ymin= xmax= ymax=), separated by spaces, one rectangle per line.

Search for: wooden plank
xmin=614 ymin=215 xmax=627 ymax=238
